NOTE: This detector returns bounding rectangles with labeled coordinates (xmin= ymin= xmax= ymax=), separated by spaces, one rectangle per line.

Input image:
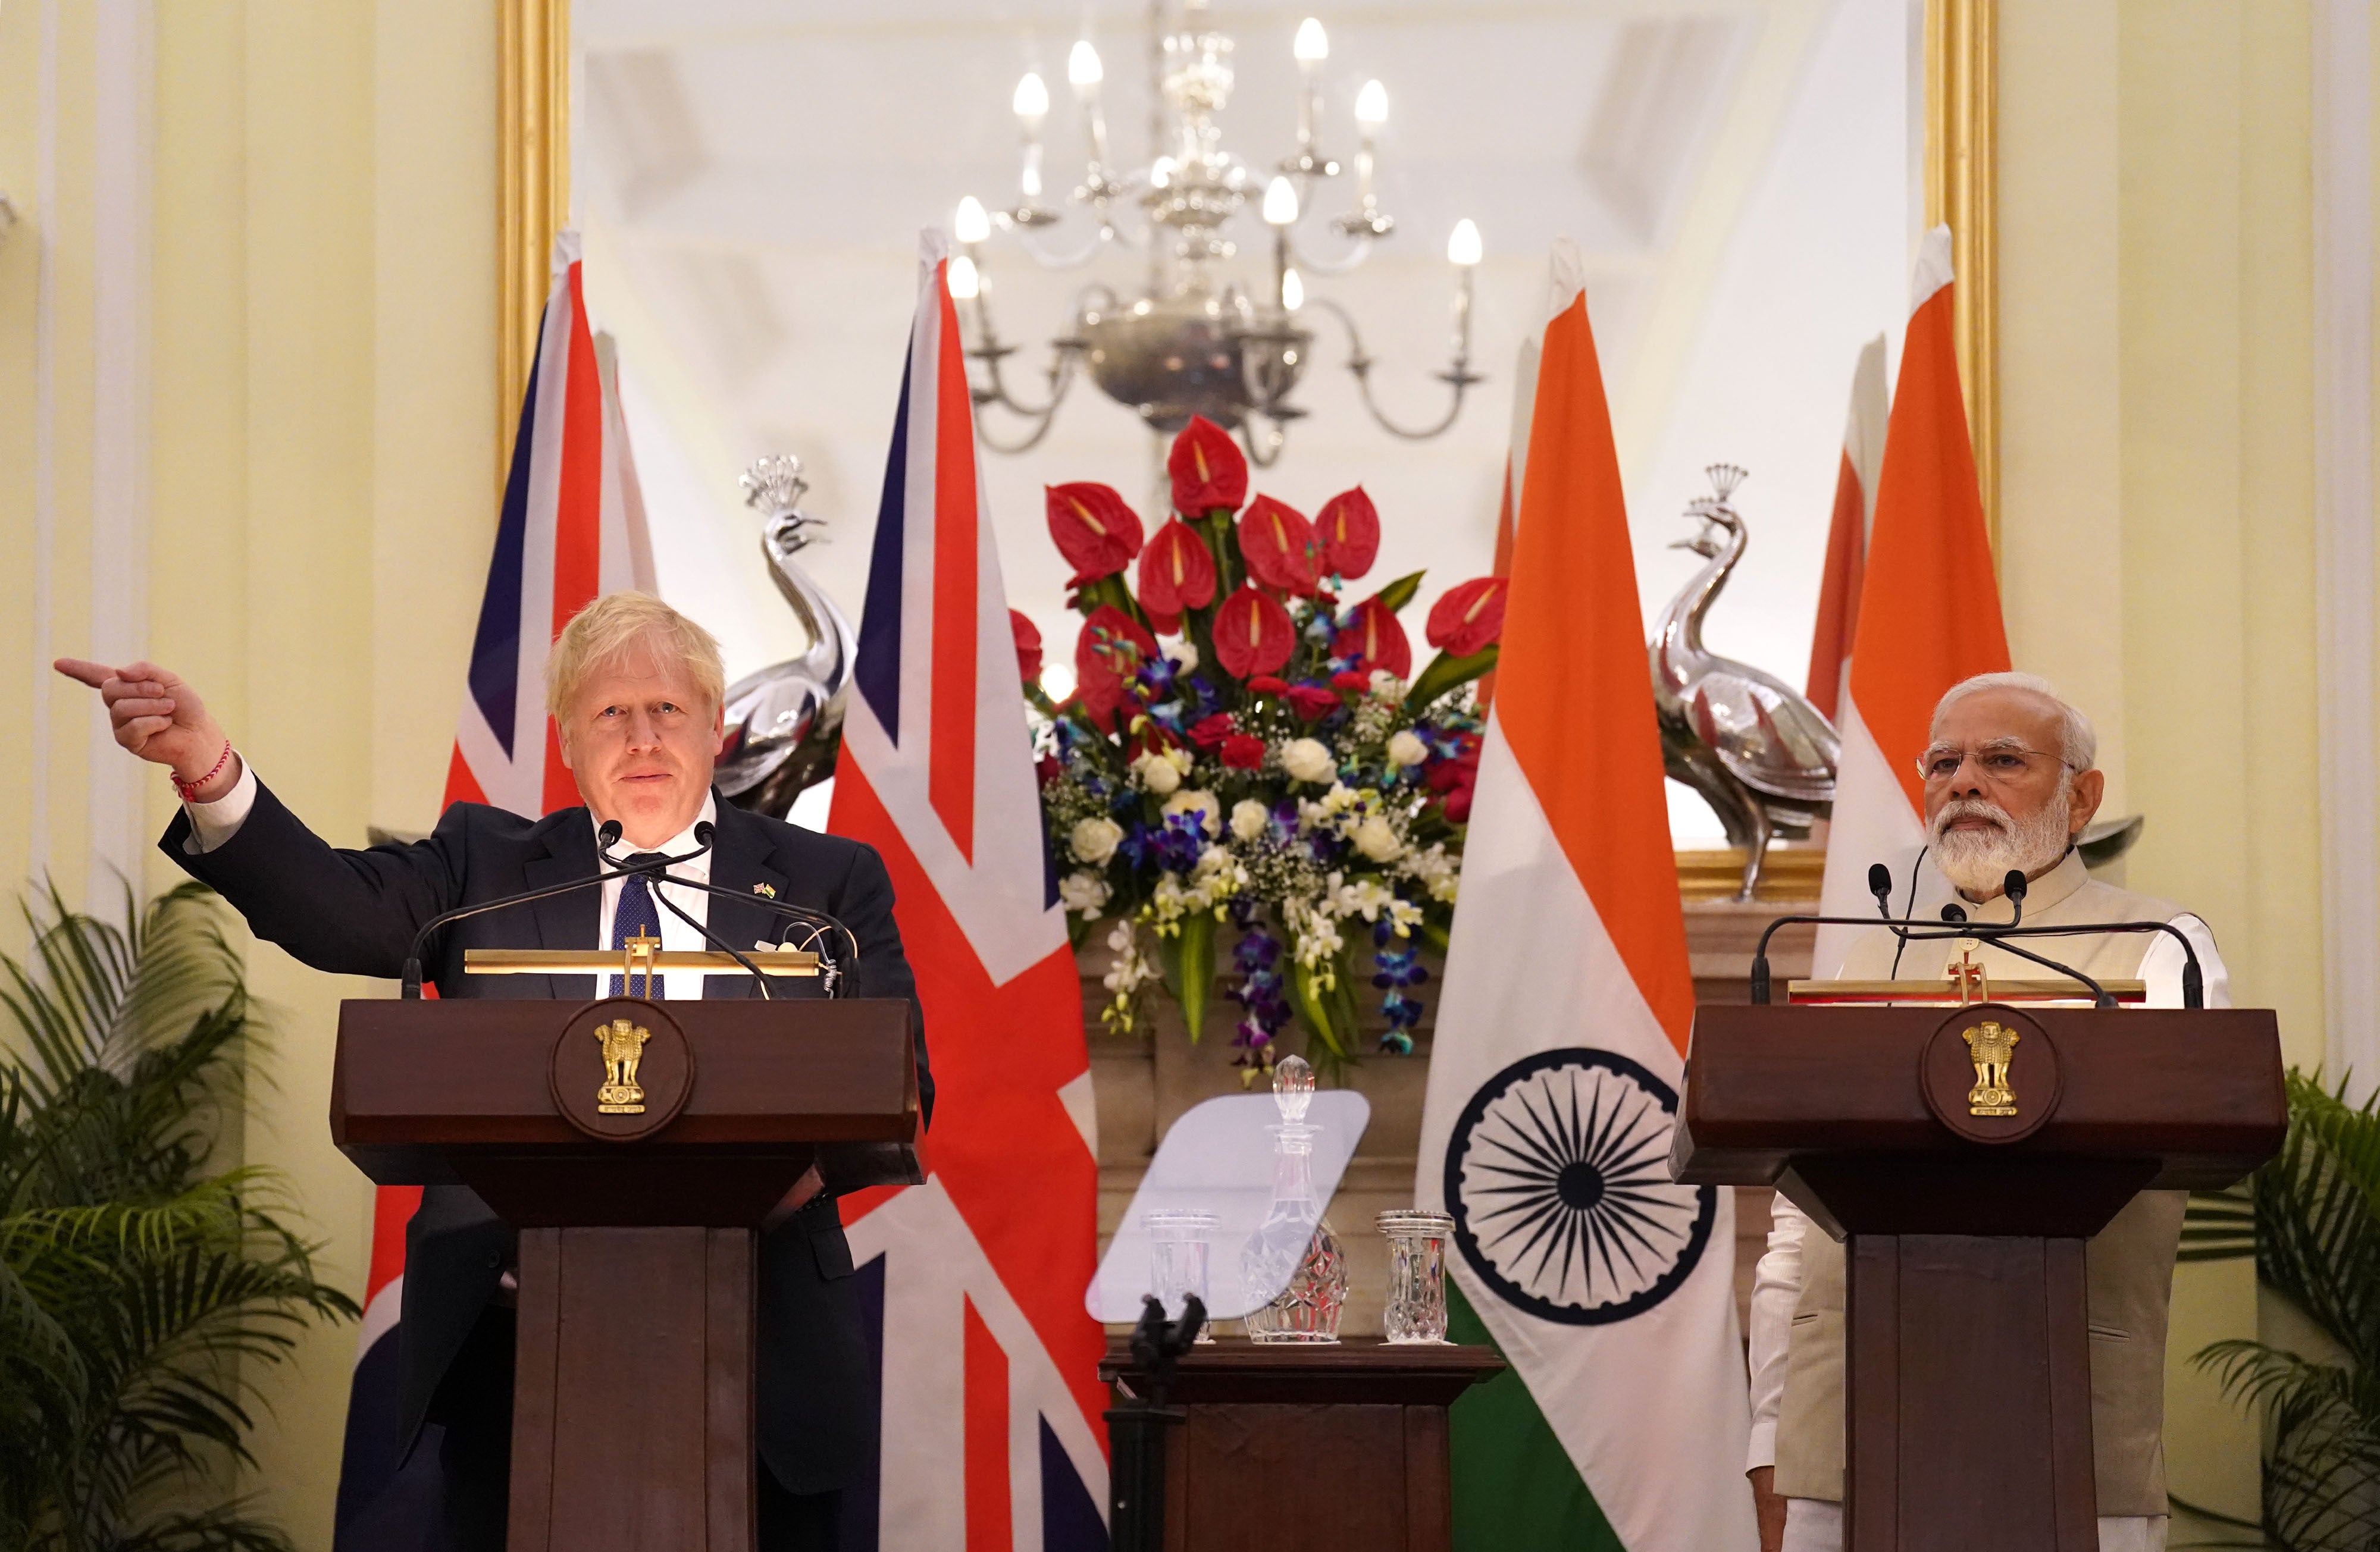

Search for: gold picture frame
xmin=500 ymin=3 xmax=1996 ymax=882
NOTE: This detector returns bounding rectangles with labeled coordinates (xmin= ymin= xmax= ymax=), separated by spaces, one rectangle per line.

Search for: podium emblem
xmin=595 ymin=1018 xmax=653 ymax=1114
xmin=1443 ymin=1048 xmax=1717 ymax=1327
xmin=1962 ymin=1019 xmax=2020 ymax=1116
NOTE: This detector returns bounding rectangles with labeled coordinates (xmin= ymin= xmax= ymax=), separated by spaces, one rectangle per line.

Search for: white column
xmin=30 ymin=0 xmax=59 ymax=886
xmin=2314 ymin=0 xmax=2379 ymax=1092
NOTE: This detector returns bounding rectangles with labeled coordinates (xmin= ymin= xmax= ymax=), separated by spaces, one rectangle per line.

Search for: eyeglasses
xmin=1914 ymin=742 xmax=2074 ymax=785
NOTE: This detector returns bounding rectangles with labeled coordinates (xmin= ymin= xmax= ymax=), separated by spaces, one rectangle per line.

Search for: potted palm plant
xmin=0 ymin=882 xmax=356 ymax=1550
xmin=2177 ymin=1071 xmax=2380 ymax=1550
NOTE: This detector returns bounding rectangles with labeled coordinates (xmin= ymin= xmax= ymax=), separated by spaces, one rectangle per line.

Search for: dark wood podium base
xmin=1846 ymin=1234 xmax=2096 ymax=1552
xmin=1102 ymin=1337 xmax=1504 ymax=1552
xmin=508 ymin=1227 xmax=756 ymax=1551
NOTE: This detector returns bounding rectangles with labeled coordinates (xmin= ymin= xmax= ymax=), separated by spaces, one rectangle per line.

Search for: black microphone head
xmin=1940 ymin=903 xmax=1968 ymax=924
xmin=598 ymin=819 xmax=623 ymax=848
xmin=1867 ymin=863 xmax=1892 ymax=902
xmin=695 ymin=821 xmax=715 ymax=848
xmin=2003 ymin=869 xmax=2028 ymax=903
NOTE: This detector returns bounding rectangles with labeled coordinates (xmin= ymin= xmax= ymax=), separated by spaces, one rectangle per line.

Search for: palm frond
xmin=0 ymin=882 xmax=354 ymax=1549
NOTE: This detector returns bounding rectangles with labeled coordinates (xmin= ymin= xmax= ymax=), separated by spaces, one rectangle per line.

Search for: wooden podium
xmin=331 ymin=994 xmax=919 ymax=1552
xmin=1672 ymin=1002 xmax=2285 ymax=1552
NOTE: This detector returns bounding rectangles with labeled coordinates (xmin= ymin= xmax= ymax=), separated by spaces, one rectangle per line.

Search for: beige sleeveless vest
xmin=1771 ymin=849 xmax=2203 ymax=1516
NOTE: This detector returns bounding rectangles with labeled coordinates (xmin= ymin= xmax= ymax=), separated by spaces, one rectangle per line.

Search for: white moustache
xmin=1931 ymin=800 xmax=2011 ymax=841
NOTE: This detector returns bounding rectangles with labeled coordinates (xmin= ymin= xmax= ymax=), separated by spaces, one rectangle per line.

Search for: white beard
xmin=1929 ymin=788 xmax=2073 ymax=898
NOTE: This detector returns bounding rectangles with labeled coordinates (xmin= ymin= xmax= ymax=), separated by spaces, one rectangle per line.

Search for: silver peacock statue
xmin=715 ymin=455 xmax=857 ymax=819
xmin=1650 ymin=465 xmax=1840 ymax=900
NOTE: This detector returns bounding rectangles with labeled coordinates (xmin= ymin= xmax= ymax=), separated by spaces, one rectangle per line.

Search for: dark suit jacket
xmin=161 ymin=782 xmax=929 ymax=1496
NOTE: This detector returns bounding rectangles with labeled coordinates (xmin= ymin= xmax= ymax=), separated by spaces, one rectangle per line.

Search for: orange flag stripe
xmin=1846 ymin=281 xmax=2009 ymax=811
xmin=1495 ymin=294 xmax=1696 ymax=1052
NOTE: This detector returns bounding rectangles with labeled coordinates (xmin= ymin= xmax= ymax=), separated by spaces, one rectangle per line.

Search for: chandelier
xmin=948 ymin=0 xmax=1485 ymax=464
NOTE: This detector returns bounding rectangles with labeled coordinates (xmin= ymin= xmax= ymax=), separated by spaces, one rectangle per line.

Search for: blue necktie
xmin=609 ymin=854 xmax=668 ymax=998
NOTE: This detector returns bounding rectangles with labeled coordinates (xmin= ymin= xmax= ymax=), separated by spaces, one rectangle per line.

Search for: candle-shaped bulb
xmin=1446 ymin=217 xmax=1482 ymax=266
xmin=954 ymin=196 xmax=991 ymax=246
xmin=1354 ymin=79 xmax=1388 ymax=130
xmin=1068 ymin=40 xmax=1103 ymax=93
xmin=1293 ymin=17 xmax=1329 ymax=64
xmin=947 ymin=254 xmax=981 ymax=300
xmin=1281 ymin=268 xmax=1305 ymax=312
xmin=1151 ymin=156 xmax=1176 ymax=190
xmin=1262 ymin=175 xmax=1300 ymax=228
xmin=1012 ymin=72 xmax=1049 ymax=131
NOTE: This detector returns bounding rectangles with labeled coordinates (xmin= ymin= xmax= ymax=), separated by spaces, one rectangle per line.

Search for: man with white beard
xmin=1743 ymin=672 xmax=2228 ymax=1552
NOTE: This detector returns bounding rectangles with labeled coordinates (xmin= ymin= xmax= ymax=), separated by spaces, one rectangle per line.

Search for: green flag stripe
xmin=1446 ymin=1280 xmax=1624 ymax=1550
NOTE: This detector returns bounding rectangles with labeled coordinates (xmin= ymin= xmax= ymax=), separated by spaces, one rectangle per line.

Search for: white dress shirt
xmin=184 ymin=764 xmax=724 ymax=999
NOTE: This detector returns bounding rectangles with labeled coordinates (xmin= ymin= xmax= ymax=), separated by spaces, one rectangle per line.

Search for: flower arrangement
xmin=1019 ymin=415 xmax=1507 ymax=1076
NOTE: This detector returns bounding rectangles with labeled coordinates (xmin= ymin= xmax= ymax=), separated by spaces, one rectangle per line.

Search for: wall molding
xmin=499 ymin=0 xmax=569 ymax=468
xmin=2314 ymin=0 xmax=2379 ymax=1088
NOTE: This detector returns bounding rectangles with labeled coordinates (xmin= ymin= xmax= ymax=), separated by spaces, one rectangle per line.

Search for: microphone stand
xmin=599 ymin=844 xmax=857 ymax=1001
xmin=1749 ymin=912 xmax=2204 ymax=1009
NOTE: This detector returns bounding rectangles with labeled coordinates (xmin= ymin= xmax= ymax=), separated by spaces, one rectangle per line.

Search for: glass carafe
xmin=1239 ymin=1056 xmax=1348 ymax=1343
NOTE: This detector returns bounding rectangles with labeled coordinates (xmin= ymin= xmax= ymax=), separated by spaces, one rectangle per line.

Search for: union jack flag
xmin=827 ymin=233 xmax=1109 ymax=1550
xmin=332 ymin=232 xmax=653 ymax=1547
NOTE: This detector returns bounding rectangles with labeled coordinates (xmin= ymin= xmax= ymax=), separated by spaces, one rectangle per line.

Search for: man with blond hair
xmin=1744 ymin=672 xmax=2229 ymax=1552
xmin=58 ymin=591 xmax=923 ymax=1552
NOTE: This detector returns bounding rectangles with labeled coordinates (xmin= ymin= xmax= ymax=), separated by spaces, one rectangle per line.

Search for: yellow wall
xmin=1 ymin=1 xmax=496 ymax=1540
xmin=0 ymin=0 xmax=2357 ymax=1541
xmin=2001 ymin=0 xmax=2338 ymax=1527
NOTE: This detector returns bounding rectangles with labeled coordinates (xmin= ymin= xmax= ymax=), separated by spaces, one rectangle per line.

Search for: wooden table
xmin=1101 ymin=1337 xmax=1504 ymax=1552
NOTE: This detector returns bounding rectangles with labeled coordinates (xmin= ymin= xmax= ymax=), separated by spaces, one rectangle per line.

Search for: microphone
xmin=596 ymin=829 xmax=787 ymax=1001
xmin=400 ymin=861 xmax=634 ymax=998
xmin=599 ymin=819 xmax=622 ymax=848
xmin=1867 ymin=863 xmax=1893 ymax=911
xmin=1747 ymin=864 xmax=2207 ymax=1008
xmin=596 ymin=833 xmax=863 ymax=999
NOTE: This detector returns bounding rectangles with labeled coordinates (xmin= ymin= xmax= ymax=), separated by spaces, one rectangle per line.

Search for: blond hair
xmin=544 ymin=591 xmax=726 ymax=729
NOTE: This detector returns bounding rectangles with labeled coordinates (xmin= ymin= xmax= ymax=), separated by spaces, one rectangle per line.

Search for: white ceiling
xmin=571 ymin=0 xmax=1915 ymax=839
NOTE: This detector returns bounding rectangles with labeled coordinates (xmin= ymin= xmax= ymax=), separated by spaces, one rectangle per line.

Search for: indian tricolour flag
xmin=1414 ymin=241 xmax=1756 ymax=1551
xmin=1811 ymin=225 xmax=2009 ymax=976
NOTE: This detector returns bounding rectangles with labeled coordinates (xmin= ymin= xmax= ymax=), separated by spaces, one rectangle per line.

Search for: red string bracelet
xmin=173 ymin=741 xmax=234 ymax=803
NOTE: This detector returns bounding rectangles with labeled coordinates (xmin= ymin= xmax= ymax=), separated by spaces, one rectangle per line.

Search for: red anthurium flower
xmin=1238 ymin=496 xmax=1321 ymax=596
xmin=1168 ymin=415 xmax=1249 ymax=515
xmin=1137 ymin=519 xmax=1219 ymax=617
xmin=1213 ymin=587 xmax=1296 ymax=679
xmin=1426 ymin=576 xmax=1508 ymax=656
xmin=1315 ymin=487 xmax=1380 ymax=580
xmin=1426 ymin=735 xmax=1483 ymax=823
xmin=1246 ymin=675 xmax=1290 ymax=695
xmin=1009 ymin=609 xmax=1044 ymax=684
xmin=1045 ymin=482 xmax=1145 ymax=584
xmin=1075 ymin=604 xmax=1158 ymax=728
xmin=1336 ymin=595 xmax=1413 ymax=679
xmin=1286 ymin=685 xmax=1343 ymax=722
xmin=1330 ymin=670 xmax=1371 ymax=691
xmin=1220 ymin=734 xmax=1267 ymax=770
xmin=1188 ymin=713 xmax=1236 ymax=751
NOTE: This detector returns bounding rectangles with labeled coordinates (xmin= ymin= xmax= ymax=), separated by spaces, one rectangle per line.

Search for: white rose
xmin=1164 ymin=639 xmax=1201 ymax=672
xmin=1386 ymin=729 xmax=1429 ymax=767
xmin=1280 ymin=737 xmax=1336 ymax=783
xmin=1069 ymin=815 xmax=1123 ymax=864
xmin=1133 ymin=751 xmax=1183 ymax=796
xmin=1059 ymin=871 xmax=1111 ymax=915
xmin=1351 ymin=815 xmax=1404 ymax=862
xmin=1229 ymin=798 xmax=1271 ymax=842
xmin=1164 ymin=788 xmax=1223 ymax=836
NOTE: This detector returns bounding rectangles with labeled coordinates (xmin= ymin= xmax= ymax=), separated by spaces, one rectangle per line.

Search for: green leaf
xmin=1371 ymin=570 xmax=1426 ymax=614
xmin=1175 ymin=913 xmax=1216 ymax=1042
xmin=1405 ymin=644 xmax=1499 ymax=711
xmin=1288 ymin=958 xmax=1349 ymax=1060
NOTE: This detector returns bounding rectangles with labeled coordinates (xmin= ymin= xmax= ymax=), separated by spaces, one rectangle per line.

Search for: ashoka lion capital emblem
xmin=1962 ymin=1018 xmax=2021 ymax=1117
xmin=595 ymin=1017 xmax=653 ymax=1114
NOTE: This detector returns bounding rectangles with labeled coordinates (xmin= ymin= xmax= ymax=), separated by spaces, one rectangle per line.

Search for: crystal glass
xmin=1143 ymin=1208 xmax=1219 ymax=1342
xmin=1376 ymin=1209 xmax=1457 ymax=1344
xmin=1240 ymin=1056 xmax=1349 ymax=1344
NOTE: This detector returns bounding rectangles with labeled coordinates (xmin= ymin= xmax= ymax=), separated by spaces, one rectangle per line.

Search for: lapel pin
xmin=753 ymin=882 xmax=777 ymax=899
